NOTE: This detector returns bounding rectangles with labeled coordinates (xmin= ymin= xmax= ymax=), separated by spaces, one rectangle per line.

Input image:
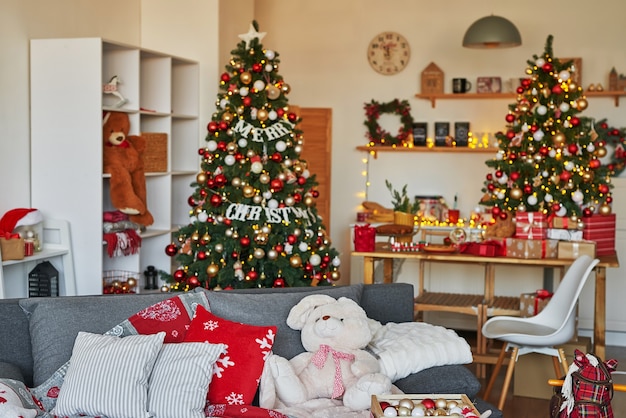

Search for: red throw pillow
xmin=184 ymin=305 xmax=276 ymax=405
xmin=128 ymin=296 xmax=196 ymax=342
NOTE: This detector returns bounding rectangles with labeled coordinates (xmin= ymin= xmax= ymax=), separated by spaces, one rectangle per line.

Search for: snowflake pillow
xmin=184 ymin=305 xmax=276 ymax=406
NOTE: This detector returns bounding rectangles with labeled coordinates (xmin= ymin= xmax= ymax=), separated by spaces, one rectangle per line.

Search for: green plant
xmin=385 ymin=180 xmax=417 ymax=213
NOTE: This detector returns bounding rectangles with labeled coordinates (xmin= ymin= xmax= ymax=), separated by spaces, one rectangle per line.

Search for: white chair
xmin=481 ymin=255 xmax=600 ymax=410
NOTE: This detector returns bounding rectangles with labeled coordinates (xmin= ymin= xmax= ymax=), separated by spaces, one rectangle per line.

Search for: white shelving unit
xmin=29 ymin=38 xmax=199 ymax=295
xmin=0 ymin=219 xmax=76 ymax=299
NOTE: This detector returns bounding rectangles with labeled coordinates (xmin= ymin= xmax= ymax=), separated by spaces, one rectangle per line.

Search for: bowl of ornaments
xmin=371 ymin=394 xmax=480 ymax=417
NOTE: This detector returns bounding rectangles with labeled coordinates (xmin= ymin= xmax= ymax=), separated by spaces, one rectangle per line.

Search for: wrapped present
xmin=459 ymin=240 xmax=506 ymax=257
xmin=582 ymin=214 xmax=616 ymax=256
xmin=520 ymin=289 xmax=553 ymax=317
xmin=548 ymin=215 xmax=580 ymax=230
xmin=546 ymin=228 xmax=583 ymax=241
xmin=515 ymin=211 xmax=547 ymax=240
xmin=353 ymin=224 xmax=376 ymax=252
xmin=0 ymin=232 xmax=25 ymax=261
xmin=557 ymin=240 xmax=596 ymax=259
xmin=505 ymin=238 xmax=558 ymax=259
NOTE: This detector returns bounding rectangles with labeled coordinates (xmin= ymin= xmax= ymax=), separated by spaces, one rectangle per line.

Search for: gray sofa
xmin=0 ymin=282 xmax=501 ymax=416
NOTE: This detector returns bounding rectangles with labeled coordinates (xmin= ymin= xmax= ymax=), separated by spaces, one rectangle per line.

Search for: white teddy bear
xmin=268 ymin=294 xmax=393 ymax=411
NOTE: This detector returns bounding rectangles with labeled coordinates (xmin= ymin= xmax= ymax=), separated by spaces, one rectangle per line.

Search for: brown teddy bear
xmin=103 ymin=111 xmax=154 ymax=227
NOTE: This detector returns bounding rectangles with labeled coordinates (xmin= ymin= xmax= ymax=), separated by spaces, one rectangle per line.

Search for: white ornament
xmin=197 ymin=212 xmax=209 ymax=222
xmin=265 ymin=64 xmax=273 ymax=72
xmin=268 ymin=199 xmax=279 ymax=209
xmin=549 ymin=149 xmax=557 ymax=158
xmin=536 ymin=105 xmax=547 ymax=115
xmin=533 ymin=129 xmax=545 ymax=141
xmin=559 ymin=70 xmax=571 ymax=81
xmin=283 ymin=158 xmax=292 ymax=167
xmin=587 ymin=143 xmax=595 ymax=153
xmin=238 ymin=138 xmax=248 ymax=148
xmin=239 ymin=86 xmax=249 ymax=96
xmin=302 ymin=169 xmax=310 ymax=179
xmin=497 ymin=173 xmax=508 ymax=184
xmin=332 ymin=257 xmax=341 ymax=266
xmin=189 ymin=215 xmax=198 ymax=223
xmin=265 ymin=50 xmax=275 ymax=60
xmin=542 ymin=170 xmax=549 ymax=177
xmin=263 ymin=191 xmax=273 ymax=199
xmin=253 ymin=79 xmax=266 ymax=91
xmin=224 ymin=155 xmax=236 ymax=166
xmin=298 ymin=242 xmax=308 ymax=252
xmin=220 ymin=99 xmax=229 ymax=109
xmin=565 ymin=161 xmax=575 ymax=171
xmin=294 ymin=145 xmax=303 ymax=154
xmin=251 ymin=108 xmax=258 ymax=120
xmin=531 ymin=88 xmax=538 ymax=96
xmin=251 ymin=161 xmax=263 ymax=173
xmin=496 ymin=191 xmax=505 ymax=200
xmin=207 ymin=140 xmax=218 ymax=151
xmin=268 ymin=110 xmax=278 ymax=120
xmin=572 ymin=190 xmax=584 ymax=203
xmin=560 ymin=102 xmax=570 ymax=112
xmin=285 ymin=196 xmax=295 ymax=206
xmin=527 ymin=195 xmax=538 ymax=206
xmin=522 ymin=123 xmax=530 ymax=132
xmin=536 ymin=58 xmax=546 ymax=67
xmin=238 ymin=23 xmax=267 ymax=49
xmin=496 ymin=151 xmax=504 ymax=160
xmin=556 ymin=206 xmax=568 ymax=217
xmin=563 ymin=120 xmax=571 ymax=128
xmin=383 ymin=406 xmax=398 ymax=417
xmin=275 ymin=140 xmax=287 ymax=152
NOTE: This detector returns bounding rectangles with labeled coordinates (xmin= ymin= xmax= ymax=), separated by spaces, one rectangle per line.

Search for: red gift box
xmin=582 ymin=214 xmax=616 ymax=256
xmin=515 ymin=212 xmax=547 ymax=240
xmin=353 ymin=224 xmax=376 ymax=252
xmin=460 ymin=240 xmax=506 ymax=257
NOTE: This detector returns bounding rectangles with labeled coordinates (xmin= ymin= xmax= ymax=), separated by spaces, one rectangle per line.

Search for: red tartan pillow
xmin=128 ymin=295 xmax=196 ymax=342
xmin=184 ymin=305 xmax=276 ymax=405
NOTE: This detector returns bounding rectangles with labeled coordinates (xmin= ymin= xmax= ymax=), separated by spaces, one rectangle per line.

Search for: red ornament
xmin=510 ymin=172 xmax=520 ymax=181
xmin=542 ymin=63 xmax=553 ymax=72
xmin=188 ymin=276 xmax=200 ymax=287
xmin=188 ymin=196 xmax=196 ymax=207
xmin=252 ymin=63 xmax=263 ymax=73
xmin=293 ymin=193 xmax=302 ymax=202
xmin=506 ymin=130 xmax=515 ymax=139
xmin=247 ymin=270 xmax=258 ymax=281
xmin=568 ymin=143 xmax=579 ymax=154
xmin=529 ymin=124 xmax=538 ymax=133
xmin=505 ymin=114 xmax=515 ymax=123
xmin=552 ymin=203 xmax=561 ymax=212
xmin=521 ymin=78 xmax=532 ymax=88
xmin=599 ymin=184 xmax=610 ymax=194
xmin=173 ymin=269 xmax=186 ymax=282
xmin=516 ymin=86 xmax=525 ymax=94
xmin=214 ymin=173 xmax=227 ymax=186
xmin=560 ymin=171 xmax=572 ymax=181
xmin=220 ymin=73 xmax=231 ymax=82
xmin=297 ymin=176 xmax=306 ymax=186
xmin=197 ymin=251 xmax=207 ymax=260
xmin=198 ymin=148 xmax=207 ymax=156
xmin=583 ymin=208 xmax=593 ymax=217
xmin=552 ymin=84 xmax=563 ymax=94
xmin=240 ymin=236 xmax=251 ymax=246
xmin=499 ymin=211 xmax=509 ymax=220
xmin=495 ymin=170 xmax=503 ymax=178
xmin=523 ymin=184 xmax=532 ymax=194
xmin=606 ymin=196 xmax=613 ymax=203
xmin=273 ymin=277 xmax=285 ymax=287
xmin=589 ymin=159 xmax=601 ymax=169
xmin=312 ymin=190 xmax=319 ymax=198
xmin=487 ymin=183 xmax=495 ymax=191
xmin=492 ymin=206 xmax=502 ymax=216
xmin=539 ymin=146 xmax=549 ymax=156
xmin=218 ymin=121 xmax=229 ymax=131
xmin=223 ymin=218 xmax=232 ymax=226
xmin=277 ymin=108 xmax=285 ymax=117
xmin=570 ymin=117 xmax=580 ymax=127
xmin=287 ymin=112 xmax=298 ymax=123
xmin=271 ymin=152 xmax=283 ymax=162
xmin=243 ymin=96 xmax=252 ymax=107
xmin=421 ymin=399 xmax=436 ymax=410
xmin=210 ymin=194 xmax=223 ymax=207
xmin=486 ymin=173 xmax=493 ymax=181
xmin=207 ymin=121 xmax=218 ymax=132
xmin=509 ymin=153 xmax=518 ymax=161
xmin=217 ymin=141 xmax=227 ymax=151
xmin=207 ymin=179 xmax=215 ymax=188
xmin=287 ymin=235 xmax=297 ymax=245
xmin=165 ymin=244 xmax=178 ymax=256
xmin=270 ymin=178 xmax=284 ymax=192
xmin=199 ymin=189 xmax=207 ymax=198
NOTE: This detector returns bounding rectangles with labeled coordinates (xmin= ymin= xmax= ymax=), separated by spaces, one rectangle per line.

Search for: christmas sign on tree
xmin=164 ymin=22 xmax=341 ymax=290
xmin=481 ymin=35 xmax=613 ymax=222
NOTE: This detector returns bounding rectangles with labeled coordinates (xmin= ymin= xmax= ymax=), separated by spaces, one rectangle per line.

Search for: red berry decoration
xmin=165 ymin=244 xmax=178 ymax=256
xmin=210 ymin=194 xmax=223 ymax=207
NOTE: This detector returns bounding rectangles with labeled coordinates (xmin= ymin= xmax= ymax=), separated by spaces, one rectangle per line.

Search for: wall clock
xmin=367 ymin=31 xmax=411 ymax=75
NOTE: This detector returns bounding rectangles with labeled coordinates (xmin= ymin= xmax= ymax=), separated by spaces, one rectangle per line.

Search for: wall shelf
xmin=356 ymin=145 xmax=496 ymax=158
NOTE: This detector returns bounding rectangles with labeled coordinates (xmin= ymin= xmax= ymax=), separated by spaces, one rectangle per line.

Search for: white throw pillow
xmin=148 ymin=342 xmax=226 ymax=418
xmin=51 ymin=331 xmax=165 ymax=418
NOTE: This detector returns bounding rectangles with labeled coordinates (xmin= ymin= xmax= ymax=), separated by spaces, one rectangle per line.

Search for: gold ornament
xmin=194 ymin=206 xmax=204 ymax=215
xmin=266 ymin=85 xmax=281 ymax=100
xmin=206 ymin=263 xmax=220 ymax=278
xmin=582 ymin=171 xmax=595 ymax=182
xmin=569 ymin=82 xmax=578 ymax=91
xmin=254 ymin=232 xmax=268 ymax=244
xmin=127 ymin=277 xmax=137 ymax=288
xmin=226 ymin=142 xmax=237 ymax=153
xmin=330 ymin=270 xmax=341 ymax=281
xmin=196 ymin=172 xmax=207 ymax=184
xmin=222 ymin=112 xmax=233 ymax=122
xmin=595 ymin=146 xmax=607 ymax=158
xmin=232 ymin=177 xmax=242 ymax=187
xmin=510 ymin=188 xmax=523 ymax=200
xmin=253 ymin=248 xmax=265 ymax=259
xmin=577 ymin=98 xmax=588 ymax=110
xmin=257 ymin=108 xmax=269 ymax=121
xmin=191 ymin=232 xmax=200 ymax=242
xmin=289 ymin=255 xmax=302 ymax=268
xmin=304 ymin=196 xmax=314 ymax=206
xmin=281 ymin=83 xmax=291 ymax=94
xmin=259 ymin=173 xmax=270 ymax=184
xmin=202 ymin=233 xmax=211 ymax=243
xmin=553 ymin=132 xmax=566 ymax=147
xmin=243 ymin=185 xmax=255 ymax=198
xmin=240 ymin=71 xmax=252 ymax=84
xmin=599 ymin=204 xmax=612 ymax=215
xmin=542 ymin=87 xmax=551 ymax=98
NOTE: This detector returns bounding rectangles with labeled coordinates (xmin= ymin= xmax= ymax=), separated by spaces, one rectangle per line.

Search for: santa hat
xmin=0 ymin=208 xmax=43 ymax=234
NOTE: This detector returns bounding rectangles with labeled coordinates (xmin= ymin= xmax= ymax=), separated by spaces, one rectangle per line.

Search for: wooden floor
xmin=461 ymin=333 xmax=626 ymax=417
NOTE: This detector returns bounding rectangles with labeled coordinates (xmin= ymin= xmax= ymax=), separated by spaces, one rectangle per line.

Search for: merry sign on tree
xmin=481 ymin=35 xmax=613 ymax=221
xmin=164 ymin=22 xmax=341 ymax=290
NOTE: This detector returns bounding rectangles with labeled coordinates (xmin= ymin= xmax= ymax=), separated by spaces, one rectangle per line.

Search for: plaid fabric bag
xmin=551 ymin=349 xmax=618 ymax=418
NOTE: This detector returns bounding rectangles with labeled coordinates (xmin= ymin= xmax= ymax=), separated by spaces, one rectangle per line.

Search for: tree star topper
xmin=238 ymin=23 xmax=266 ymax=49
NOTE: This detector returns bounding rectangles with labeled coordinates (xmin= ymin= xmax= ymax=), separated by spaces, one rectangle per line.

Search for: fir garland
xmin=594 ymin=119 xmax=626 ymax=176
xmin=363 ymin=99 xmax=414 ymax=146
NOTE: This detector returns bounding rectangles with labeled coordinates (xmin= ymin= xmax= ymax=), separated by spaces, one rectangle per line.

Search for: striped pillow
xmin=51 ymin=331 xmax=165 ymax=418
xmin=148 ymin=342 xmax=225 ymax=418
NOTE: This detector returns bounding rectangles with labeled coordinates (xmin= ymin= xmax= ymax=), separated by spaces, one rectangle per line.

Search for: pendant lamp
xmin=462 ymin=15 xmax=522 ymax=49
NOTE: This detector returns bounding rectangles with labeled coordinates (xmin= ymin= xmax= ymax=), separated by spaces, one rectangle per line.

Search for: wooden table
xmin=352 ymin=245 xmax=619 ymax=360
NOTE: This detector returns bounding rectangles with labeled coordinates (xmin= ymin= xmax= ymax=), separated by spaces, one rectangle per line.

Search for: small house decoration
xmin=421 ymin=62 xmax=444 ymax=95
xmin=608 ymin=67 xmax=626 ymax=91
xmin=28 ymin=261 xmax=59 ymax=297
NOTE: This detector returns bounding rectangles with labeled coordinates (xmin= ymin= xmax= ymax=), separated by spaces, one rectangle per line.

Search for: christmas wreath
xmin=594 ymin=119 xmax=626 ymax=176
xmin=363 ymin=99 xmax=414 ymax=146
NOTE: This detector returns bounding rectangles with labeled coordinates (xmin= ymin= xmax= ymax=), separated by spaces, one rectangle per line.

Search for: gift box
xmin=546 ymin=228 xmax=583 ymax=241
xmin=459 ymin=240 xmax=506 ymax=257
xmin=353 ymin=224 xmax=375 ymax=252
xmin=557 ymin=240 xmax=596 ymax=259
xmin=582 ymin=214 xmax=616 ymax=256
xmin=515 ymin=211 xmax=547 ymax=240
xmin=0 ymin=233 xmax=25 ymax=261
xmin=505 ymin=238 xmax=558 ymax=259
xmin=548 ymin=216 xmax=580 ymax=230
xmin=520 ymin=289 xmax=553 ymax=317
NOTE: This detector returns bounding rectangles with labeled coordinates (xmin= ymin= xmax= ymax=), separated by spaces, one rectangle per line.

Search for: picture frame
xmin=434 ymin=122 xmax=450 ymax=146
xmin=476 ymin=77 xmax=502 ymax=94
xmin=557 ymin=57 xmax=582 ymax=86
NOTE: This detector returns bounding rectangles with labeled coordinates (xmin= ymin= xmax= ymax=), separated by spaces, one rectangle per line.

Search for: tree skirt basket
xmin=141 ymin=132 xmax=167 ymax=172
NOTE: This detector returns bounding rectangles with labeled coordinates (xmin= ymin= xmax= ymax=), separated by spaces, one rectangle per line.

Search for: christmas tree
xmin=481 ymin=35 xmax=613 ymax=222
xmin=164 ymin=22 xmax=341 ymax=290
